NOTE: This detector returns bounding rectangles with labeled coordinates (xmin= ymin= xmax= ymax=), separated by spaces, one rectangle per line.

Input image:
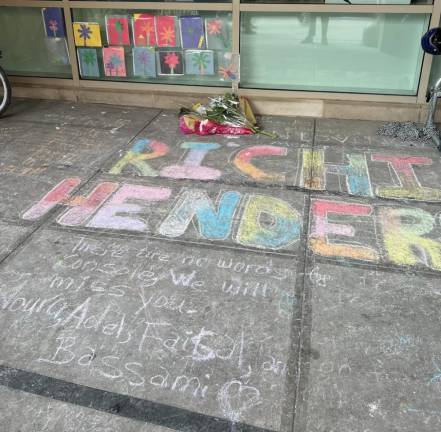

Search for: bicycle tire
xmin=0 ymin=65 xmax=11 ymax=117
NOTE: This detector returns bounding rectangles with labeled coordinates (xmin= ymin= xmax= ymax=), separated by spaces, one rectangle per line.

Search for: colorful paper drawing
xmin=185 ymin=50 xmax=214 ymax=75
xmin=78 ymin=48 xmax=100 ymax=78
xmin=205 ymin=17 xmax=231 ymax=50
xmin=217 ymin=51 xmax=239 ymax=81
xmin=158 ymin=51 xmax=183 ymax=75
xmin=133 ymin=13 xmax=156 ymax=47
xmin=42 ymin=8 xmax=66 ymax=38
xmin=103 ymin=47 xmax=126 ymax=77
xmin=73 ymin=22 xmax=102 ymax=47
xmin=106 ymin=16 xmax=130 ymax=45
xmin=180 ymin=16 xmax=206 ymax=49
xmin=44 ymin=38 xmax=69 ymax=66
xmin=133 ymin=47 xmax=156 ymax=77
xmin=155 ymin=16 xmax=178 ymax=47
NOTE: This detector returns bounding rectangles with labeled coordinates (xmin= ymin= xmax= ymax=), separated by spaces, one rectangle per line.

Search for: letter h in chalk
xmin=22 ymin=178 xmax=119 ymax=225
xmin=22 ymin=178 xmax=172 ymax=232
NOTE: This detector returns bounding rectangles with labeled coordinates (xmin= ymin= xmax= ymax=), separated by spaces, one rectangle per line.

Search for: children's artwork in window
xmin=42 ymin=8 xmax=66 ymax=38
xmin=155 ymin=16 xmax=178 ymax=48
xmin=103 ymin=47 xmax=127 ymax=77
xmin=217 ymin=51 xmax=239 ymax=82
xmin=158 ymin=51 xmax=183 ymax=75
xmin=73 ymin=22 xmax=102 ymax=47
xmin=106 ymin=16 xmax=130 ymax=46
xmin=133 ymin=14 xmax=156 ymax=47
xmin=205 ymin=17 xmax=231 ymax=50
xmin=185 ymin=50 xmax=214 ymax=75
xmin=78 ymin=48 xmax=100 ymax=78
xmin=133 ymin=47 xmax=156 ymax=77
xmin=180 ymin=16 xmax=206 ymax=50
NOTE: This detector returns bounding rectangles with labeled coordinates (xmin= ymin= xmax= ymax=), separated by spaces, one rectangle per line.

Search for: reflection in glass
xmin=240 ymin=13 xmax=429 ymax=95
xmin=0 ymin=6 xmax=72 ymax=78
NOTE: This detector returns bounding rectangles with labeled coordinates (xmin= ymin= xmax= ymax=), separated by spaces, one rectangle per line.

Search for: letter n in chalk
xmin=237 ymin=195 xmax=301 ymax=250
xmin=158 ymin=189 xmax=241 ymax=239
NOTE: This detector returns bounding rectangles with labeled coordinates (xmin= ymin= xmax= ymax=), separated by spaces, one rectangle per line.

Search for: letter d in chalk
xmin=237 ymin=195 xmax=301 ymax=250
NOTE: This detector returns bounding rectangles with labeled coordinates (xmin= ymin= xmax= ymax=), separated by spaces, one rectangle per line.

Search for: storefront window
xmin=72 ymin=9 xmax=233 ymax=87
xmin=240 ymin=12 xmax=429 ymax=95
xmin=0 ymin=6 xmax=72 ymax=78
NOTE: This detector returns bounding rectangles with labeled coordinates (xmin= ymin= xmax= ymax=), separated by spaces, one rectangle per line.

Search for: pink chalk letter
xmin=22 ymin=178 xmax=82 ymax=220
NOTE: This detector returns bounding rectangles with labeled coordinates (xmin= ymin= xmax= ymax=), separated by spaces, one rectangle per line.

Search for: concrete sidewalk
xmin=0 ymin=99 xmax=440 ymax=432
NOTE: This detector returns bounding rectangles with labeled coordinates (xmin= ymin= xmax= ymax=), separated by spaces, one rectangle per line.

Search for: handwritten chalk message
xmin=0 ymin=230 xmax=297 ymax=430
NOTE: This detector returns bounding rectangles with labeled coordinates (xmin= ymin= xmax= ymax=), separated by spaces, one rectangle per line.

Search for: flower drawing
xmin=159 ymin=26 xmax=175 ymax=46
xmin=77 ymin=24 xmax=92 ymax=46
xmin=219 ymin=65 xmax=237 ymax=81
xmin=164 ymin=52 xmax=180 ymax=74
xmin=207 ymin=18 xmax=223 ymax=35
xmin=48 ymin=19 xmax=59 ymax=37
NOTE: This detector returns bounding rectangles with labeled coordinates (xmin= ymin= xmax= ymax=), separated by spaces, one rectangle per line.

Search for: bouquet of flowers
xmin=179 ymin=94 xmax=277 ymax=138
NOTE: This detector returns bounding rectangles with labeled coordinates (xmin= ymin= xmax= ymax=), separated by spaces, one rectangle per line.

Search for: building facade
xmin=1 ymin=0 xmax=440 ymax=120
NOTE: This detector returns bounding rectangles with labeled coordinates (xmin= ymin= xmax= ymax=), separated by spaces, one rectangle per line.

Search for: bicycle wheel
xmin=0 ymin=65 xmax=11 ymax=117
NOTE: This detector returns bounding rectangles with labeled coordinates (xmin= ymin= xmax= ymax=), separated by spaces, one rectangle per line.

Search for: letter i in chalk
xmin=160 ymin=142 xmax=222 ymax=180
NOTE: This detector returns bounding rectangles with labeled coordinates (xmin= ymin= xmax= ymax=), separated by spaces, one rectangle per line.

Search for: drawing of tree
xmin=137 ymin=50 xmax=151 ymax=76
xmin=160 ymin=26 xmax=175 ymax=46
xmin=82 ymin=50 xmax=96 ymax=76
xmin=109 ymin=53 xmax=123 ymax=75
xmin=141 ymin=21 xmax=154 ymax=46
xmin=192 ymin=52 xmax=209 ymax=75
xmin=114 ymin=20 xmax=124 ymax=44
xmin=106 ymin=61 xmax=115 ymax=76
xmin=77 ymin=24 xmax=92 ymax=47
xmin=164 ymin=52 xmax=180 ymax=74
xmin=49 ymin=20 xmax=59 ymax=37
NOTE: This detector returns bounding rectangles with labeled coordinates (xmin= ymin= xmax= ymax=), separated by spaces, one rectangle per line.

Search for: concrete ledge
xmin=9 ymin=81 xmax=436 ymax=122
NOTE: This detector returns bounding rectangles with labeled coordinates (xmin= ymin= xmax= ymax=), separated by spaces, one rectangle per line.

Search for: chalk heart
xmin=218 ymin=380 xmax=261 ymax=422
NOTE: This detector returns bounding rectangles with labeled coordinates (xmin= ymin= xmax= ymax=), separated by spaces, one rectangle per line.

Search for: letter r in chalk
xmin=160 ymin=142 xmax=221 ymax=180
xmin=22 ymin=178 xmax=119 ymax=225
xmin=109 ymin=138 xmax=169 ymax=177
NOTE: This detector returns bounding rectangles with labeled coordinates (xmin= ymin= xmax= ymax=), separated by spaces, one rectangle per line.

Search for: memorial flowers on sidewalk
xmin=179 ymin=93 xmax=277 ymax=137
